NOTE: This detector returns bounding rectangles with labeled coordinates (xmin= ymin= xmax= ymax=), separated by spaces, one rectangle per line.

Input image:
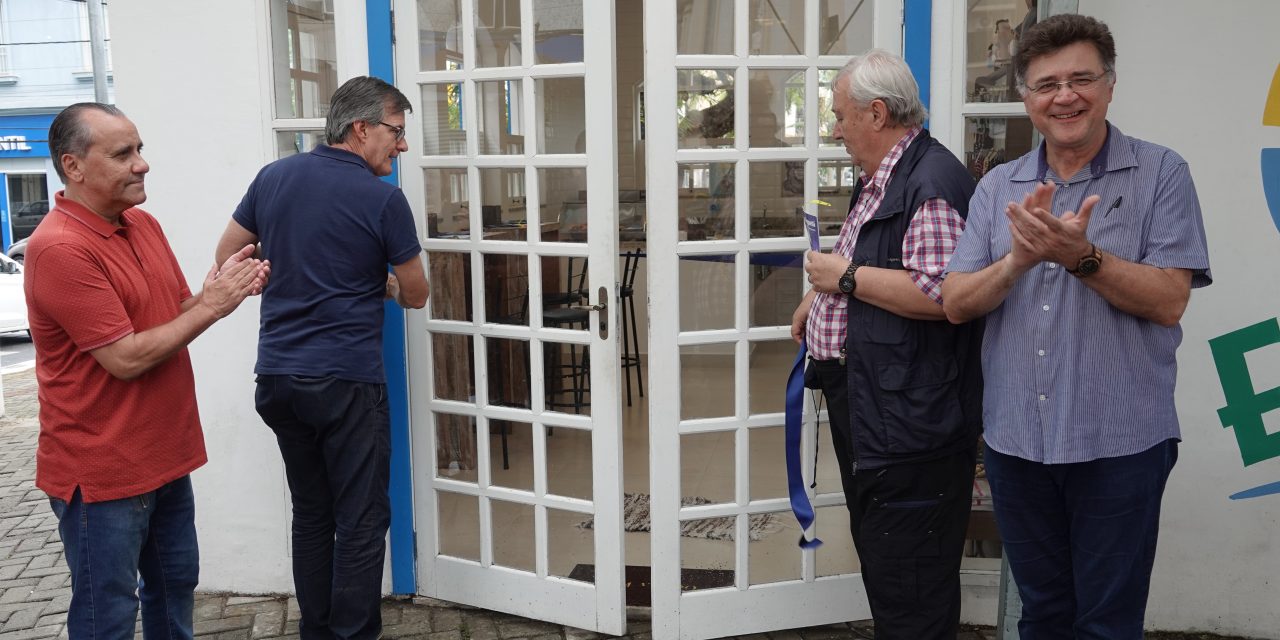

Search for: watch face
xmin=1077 ymin=257 xmax=1101 ymax=276
xmin=838 ymin=275 xmax=854 ymax=293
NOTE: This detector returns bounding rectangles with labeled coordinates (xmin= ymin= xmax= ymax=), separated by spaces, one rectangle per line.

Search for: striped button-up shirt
xmin=807 ymin=127 xmax=966 ymax=361
xmin=945 ymin=124 xmax=1212 ymax=464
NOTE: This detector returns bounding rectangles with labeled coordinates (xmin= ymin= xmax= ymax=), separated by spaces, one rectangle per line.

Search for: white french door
xmin=644 ymin=1 xmax=903 ymax=638
xmin=397 ymin=0 xmax=625 ymax=633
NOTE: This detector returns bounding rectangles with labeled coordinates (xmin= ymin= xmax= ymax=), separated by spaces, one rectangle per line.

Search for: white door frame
xmin=397 ymin=0 xmax=624 ymax=633
xmin=644 ymin=1 xmax=903 ymax=638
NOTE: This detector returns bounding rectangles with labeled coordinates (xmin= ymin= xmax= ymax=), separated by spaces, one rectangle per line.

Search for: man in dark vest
xmin=790 ymin=49 xmax=982 ymax=639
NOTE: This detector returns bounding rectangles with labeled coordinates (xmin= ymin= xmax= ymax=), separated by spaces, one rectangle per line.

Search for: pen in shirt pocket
xmin=1103 ymin=195 xmax=1123 ymax=217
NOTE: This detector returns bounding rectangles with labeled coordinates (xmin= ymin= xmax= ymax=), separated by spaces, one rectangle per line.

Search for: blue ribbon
xmin=785 ymin=341 xmax=822 ymax=549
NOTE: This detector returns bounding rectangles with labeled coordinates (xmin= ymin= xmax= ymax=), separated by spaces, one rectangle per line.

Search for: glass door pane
xmin=398 ymin=0 xmax=623 ymax=634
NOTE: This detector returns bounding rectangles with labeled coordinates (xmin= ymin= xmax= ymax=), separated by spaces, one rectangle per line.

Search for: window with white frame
xmin=0 ymin=0 xmax=10 ymax=75
xmin=960 ymin=0 xmax=1038 ymax=181
xmin=268 ymin=0 xmax=337 ymax=158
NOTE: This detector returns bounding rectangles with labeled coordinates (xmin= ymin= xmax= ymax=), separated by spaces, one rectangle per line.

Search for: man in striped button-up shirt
xmin=791 ymin=50 xmax=981 ymax=639
xmin=943 ymin=15 xmax=1212 ymax=639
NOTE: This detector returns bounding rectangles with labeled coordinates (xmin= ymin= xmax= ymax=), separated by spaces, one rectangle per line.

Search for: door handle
xmin=569 ymin=286 xmax=610 ymax=338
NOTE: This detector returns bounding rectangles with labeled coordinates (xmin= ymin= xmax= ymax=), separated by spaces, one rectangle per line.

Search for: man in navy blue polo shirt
xmin=216 ymin=76 xmax=428 ymax=640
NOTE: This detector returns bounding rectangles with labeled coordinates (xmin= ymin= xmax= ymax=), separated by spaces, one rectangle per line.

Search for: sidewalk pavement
xmin=0 ymin=367 xmax=997 ymax=640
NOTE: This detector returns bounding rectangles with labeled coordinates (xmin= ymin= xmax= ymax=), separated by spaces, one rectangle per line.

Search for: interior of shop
xmin=387 ymin=0 xmax=1013 ymax=602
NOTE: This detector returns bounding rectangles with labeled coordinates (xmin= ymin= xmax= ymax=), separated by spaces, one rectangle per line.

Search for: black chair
xmin=542 ymin=304 xmax=591 ymax=414
xmin=543 ymin=256 xmax=588 ymax=308
xmin=619 ymin=249 xmax=644 ymax=406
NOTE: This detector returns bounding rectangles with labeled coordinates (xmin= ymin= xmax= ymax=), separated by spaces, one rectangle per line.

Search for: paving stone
xmin=282 ymin=620 xmax=299 ymax=635
xmin=397 ymin=607 xmax=431 ymax=628
xmin=0 ymin=565 xmax=23 ymax=581
xmin=526 ymin=633 xmax=561 ymax=640
xmin=0 ymin=624 xmax=63 ymax=640
xmin=31 ymin=577 xmax=61 ymax=594
xmin=425 ymin=631 xmax=461 ymax=640
xmin=22 ymin=556 xmax=55 ymax=572
xmin=193 ymin=615 xmax=253 ymax=636
xmin=0 ymin=587 xmax=33 ymax=605
xmin=285 ymin=598 xmax=300 ymax=622
xmin=224 ymin=600 xmax=287 ymax=617
xmin=251 ymin=610 xmax=284 ymax=639
xmin=213 ymin=629 xmax=252 ymax=640
xmin=496 ymin=621 xmax=560 ymax=638
xmin=382 ymin=604 xmax=403 ymax=625
xmin=463 ymin=619 xmax=499 ymax=640
xmin=226 ymin=597 xmax=274 ymax=606
xmin=380 ymin=621 xmax=432 ymax=638
xmin=12 ymin=569 xmax=61 ymax=581
xmin=1 ymin=605 xmax=43 ymax=632
xmin=33 ymin=613 xmax=64 ymax=628
xmin=433 ymin=608 xmax=462 ymax=632
xmin=41 ymin=595 xmax=68 ymax=616
xmin=194 ymin=597 xmax=228 ymax=622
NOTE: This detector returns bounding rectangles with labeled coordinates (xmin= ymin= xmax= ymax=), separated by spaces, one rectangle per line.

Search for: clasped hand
xmin=1005 ymin=181 xmax=1099 ymax=272
xmin=202 ymin=244 xmax=271 ymax=317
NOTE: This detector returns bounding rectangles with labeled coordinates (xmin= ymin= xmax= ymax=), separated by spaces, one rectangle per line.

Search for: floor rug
xmin=578 ymin=492 xmax=785 ymax=541
xmin=568 ymin=564 xmax=734 ymax=606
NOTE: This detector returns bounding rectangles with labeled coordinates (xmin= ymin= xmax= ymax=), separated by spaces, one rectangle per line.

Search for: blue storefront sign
xmin=0 ymin=113 xmax=55 ymax=250
xmin=0 ymin=113 xmax=54 ymax=159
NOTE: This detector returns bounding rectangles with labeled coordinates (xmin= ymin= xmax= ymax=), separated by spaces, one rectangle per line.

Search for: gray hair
xmin=325 ymin=76 xmax=412 ymax=145
xmin=48 ymin=102 xmax=125 ymax=183
xmin=834 ymin=49 xmax=928 ymax=128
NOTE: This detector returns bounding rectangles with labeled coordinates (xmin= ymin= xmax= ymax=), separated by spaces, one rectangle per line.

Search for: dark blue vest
xmin=843 ymin=130 xmax=984 ymax=470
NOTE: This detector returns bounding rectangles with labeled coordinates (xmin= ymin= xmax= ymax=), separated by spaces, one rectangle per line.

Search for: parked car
xmin=0 ymin=252 xmax=28 ymax=336
xmin=6 ymin=237 xmax=27 ymax=264
xmin=10 ymin=199 xmax=48 ymax=239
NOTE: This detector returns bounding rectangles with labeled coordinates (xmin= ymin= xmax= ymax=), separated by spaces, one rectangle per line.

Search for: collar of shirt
xmin=1017 ymin=122 xmax=1138 ymax=183
xmin=52 ymin=191 xmax=131 ymax=238
xmin=861 ymin=127 xmax=924 ymax=194
xmin=312 ymin=144 xmax=374 ymax=173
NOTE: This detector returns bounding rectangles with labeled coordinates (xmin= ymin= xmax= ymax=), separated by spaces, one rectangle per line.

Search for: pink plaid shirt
xmin=806 ymin=127 xmax=966 ymax=361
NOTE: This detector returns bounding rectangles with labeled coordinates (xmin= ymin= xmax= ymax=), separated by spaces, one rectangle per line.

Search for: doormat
xmin=567 ymin=564 xmax=735 ymax=607
xmin=576 ymin=492 xmax=785 ymax=541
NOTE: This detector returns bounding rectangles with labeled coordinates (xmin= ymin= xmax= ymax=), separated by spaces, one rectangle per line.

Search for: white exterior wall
xmin=109 ymin=1 xmax=293 ymax=594
xmin=1080 ymin=1 xmax=1280 ymax=636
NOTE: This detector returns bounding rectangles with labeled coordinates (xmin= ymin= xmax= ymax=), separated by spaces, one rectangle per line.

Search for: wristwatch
xmin=838 ymin=262 xmax=860 ymax=294
xmin=1067 ymin=244 xmax=1103 ymax=278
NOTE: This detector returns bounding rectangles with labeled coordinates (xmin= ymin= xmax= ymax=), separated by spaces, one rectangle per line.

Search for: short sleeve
xmin=231 ymin=177 xmax=260 ymax=235
xmin=30 ymin=243 xmax=134 ymax=351
xmin=382 ymin=189 xmax=423 ymax=266
xmin=1139 ymin=157 xmax=1212 ymax=288
xmin=945 ymin=177 xmax=998 ymax=274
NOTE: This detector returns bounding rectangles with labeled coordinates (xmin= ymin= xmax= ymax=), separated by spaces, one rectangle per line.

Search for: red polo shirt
xmin=25 ymin=192 xmax=206 ymax=503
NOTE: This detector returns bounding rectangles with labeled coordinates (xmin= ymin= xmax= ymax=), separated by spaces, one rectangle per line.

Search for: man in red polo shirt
xmin=24 ymin=103 xmax=268 ymax=640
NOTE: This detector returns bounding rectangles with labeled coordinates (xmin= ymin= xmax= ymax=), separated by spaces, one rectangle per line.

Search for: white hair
xmin=834 ymin=49 xmax=928 ymax=128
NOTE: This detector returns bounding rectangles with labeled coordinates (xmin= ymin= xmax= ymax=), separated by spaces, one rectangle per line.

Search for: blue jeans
xmin=49 ymin=476 xmax=199 ymax=640
xmin=985 ymin=440 xmax=1178 ymax=640
xmin=256 ymin=375 xmax=391 ymax=640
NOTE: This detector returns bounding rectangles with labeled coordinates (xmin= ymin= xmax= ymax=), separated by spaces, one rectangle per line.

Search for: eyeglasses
xmin=378 ymin=121 xmax=406 ymax=142
xmin=1023 ymin=72 xmax=1111 ymax=97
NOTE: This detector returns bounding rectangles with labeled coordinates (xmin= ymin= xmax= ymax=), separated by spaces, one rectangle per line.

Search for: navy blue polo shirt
xmin=232 ymin=145 xmax=421 ymax=383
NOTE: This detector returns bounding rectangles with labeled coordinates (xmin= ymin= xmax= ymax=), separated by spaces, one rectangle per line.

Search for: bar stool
xmin=543 ymin=256 xmax=590 ymax=413
xmin=543 ymin=305 xmax=590 ymax=413
xmin=619 ymin=248 xmax=644 ymax=406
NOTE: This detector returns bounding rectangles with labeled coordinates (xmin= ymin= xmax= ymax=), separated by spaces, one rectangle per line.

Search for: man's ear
xmin=60 ymin=153 xmax=83 ymax=183
xmin=869 ymin=99 xmax=889 ymax=131
xmin=351 ymin=120 xmax=370 ymax=141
